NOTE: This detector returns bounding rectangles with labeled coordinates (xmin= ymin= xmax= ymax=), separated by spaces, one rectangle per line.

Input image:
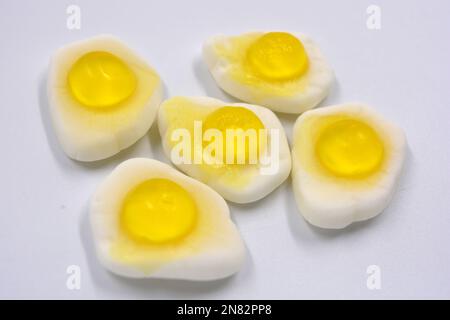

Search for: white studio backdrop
xmin=0 ymin=0 xmax=449 ymax=299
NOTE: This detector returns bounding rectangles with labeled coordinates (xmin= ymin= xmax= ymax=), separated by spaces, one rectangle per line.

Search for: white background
xmin=0 ymin=0 xmax=449 ymax=299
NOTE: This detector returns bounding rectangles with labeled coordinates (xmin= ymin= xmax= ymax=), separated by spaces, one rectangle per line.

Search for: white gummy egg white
xmin=48 ymin=35 xmax=163 ymax=161
xmin=158 ymin=96 xmax=291 ymax=203
xmin=90 ymin=158 xmax=245 ymax=280
xmin=291 ymin=103 xmax=406 ymax=229
xmin=203 ymin=31 xmax=334 ymax=114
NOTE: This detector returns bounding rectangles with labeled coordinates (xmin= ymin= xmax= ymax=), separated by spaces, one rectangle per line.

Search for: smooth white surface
xmin=0 ymin=0 xmax=449 ymax=299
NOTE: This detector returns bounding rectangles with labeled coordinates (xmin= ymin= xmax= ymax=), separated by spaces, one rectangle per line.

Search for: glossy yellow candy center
xmin=246 ymin=32 xmax=309 ymax=81
xmin=203 ymin=106 xmax=265 ymax=164
xmin=315 ymin=119 xmax=384 ymax=178
xmin=120 ymin=179 xmax=197 ymax=244
xmin=68 ymin=51 xmax=137 ymax=108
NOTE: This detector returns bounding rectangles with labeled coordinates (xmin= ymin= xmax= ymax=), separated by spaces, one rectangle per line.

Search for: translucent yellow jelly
xmin=67 ymin=51 xmax=137 ymax=108
xmin=120 ymin=179 xmax=197 ymax=244
xmin=202 ymin=106 xmax=265 ymax=164
xmin=315 ymin=119 xmax=384 ymax=178
xmin=246 ymin=32 xmax=309 ymax=81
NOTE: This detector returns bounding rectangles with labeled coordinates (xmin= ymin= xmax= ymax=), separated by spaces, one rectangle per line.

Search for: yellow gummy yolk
xmin=202 ymin=106 xmax=265 ymax=164
xmin=246 ymin=32 xmax=309 ymax=81
xmin=67 ymin=51 xmax=137 ymax=108
xmin=315 ymin=119 xmax=384 ymax=178
xmin=120 ymin=178 xmax=198 ymax=244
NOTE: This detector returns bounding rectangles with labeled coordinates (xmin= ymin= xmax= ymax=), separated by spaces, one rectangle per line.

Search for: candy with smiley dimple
xmin=203 ymin=31 xmax=334 ymax=114
xmin=291 ymin=103 xmax=406 ymax=229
